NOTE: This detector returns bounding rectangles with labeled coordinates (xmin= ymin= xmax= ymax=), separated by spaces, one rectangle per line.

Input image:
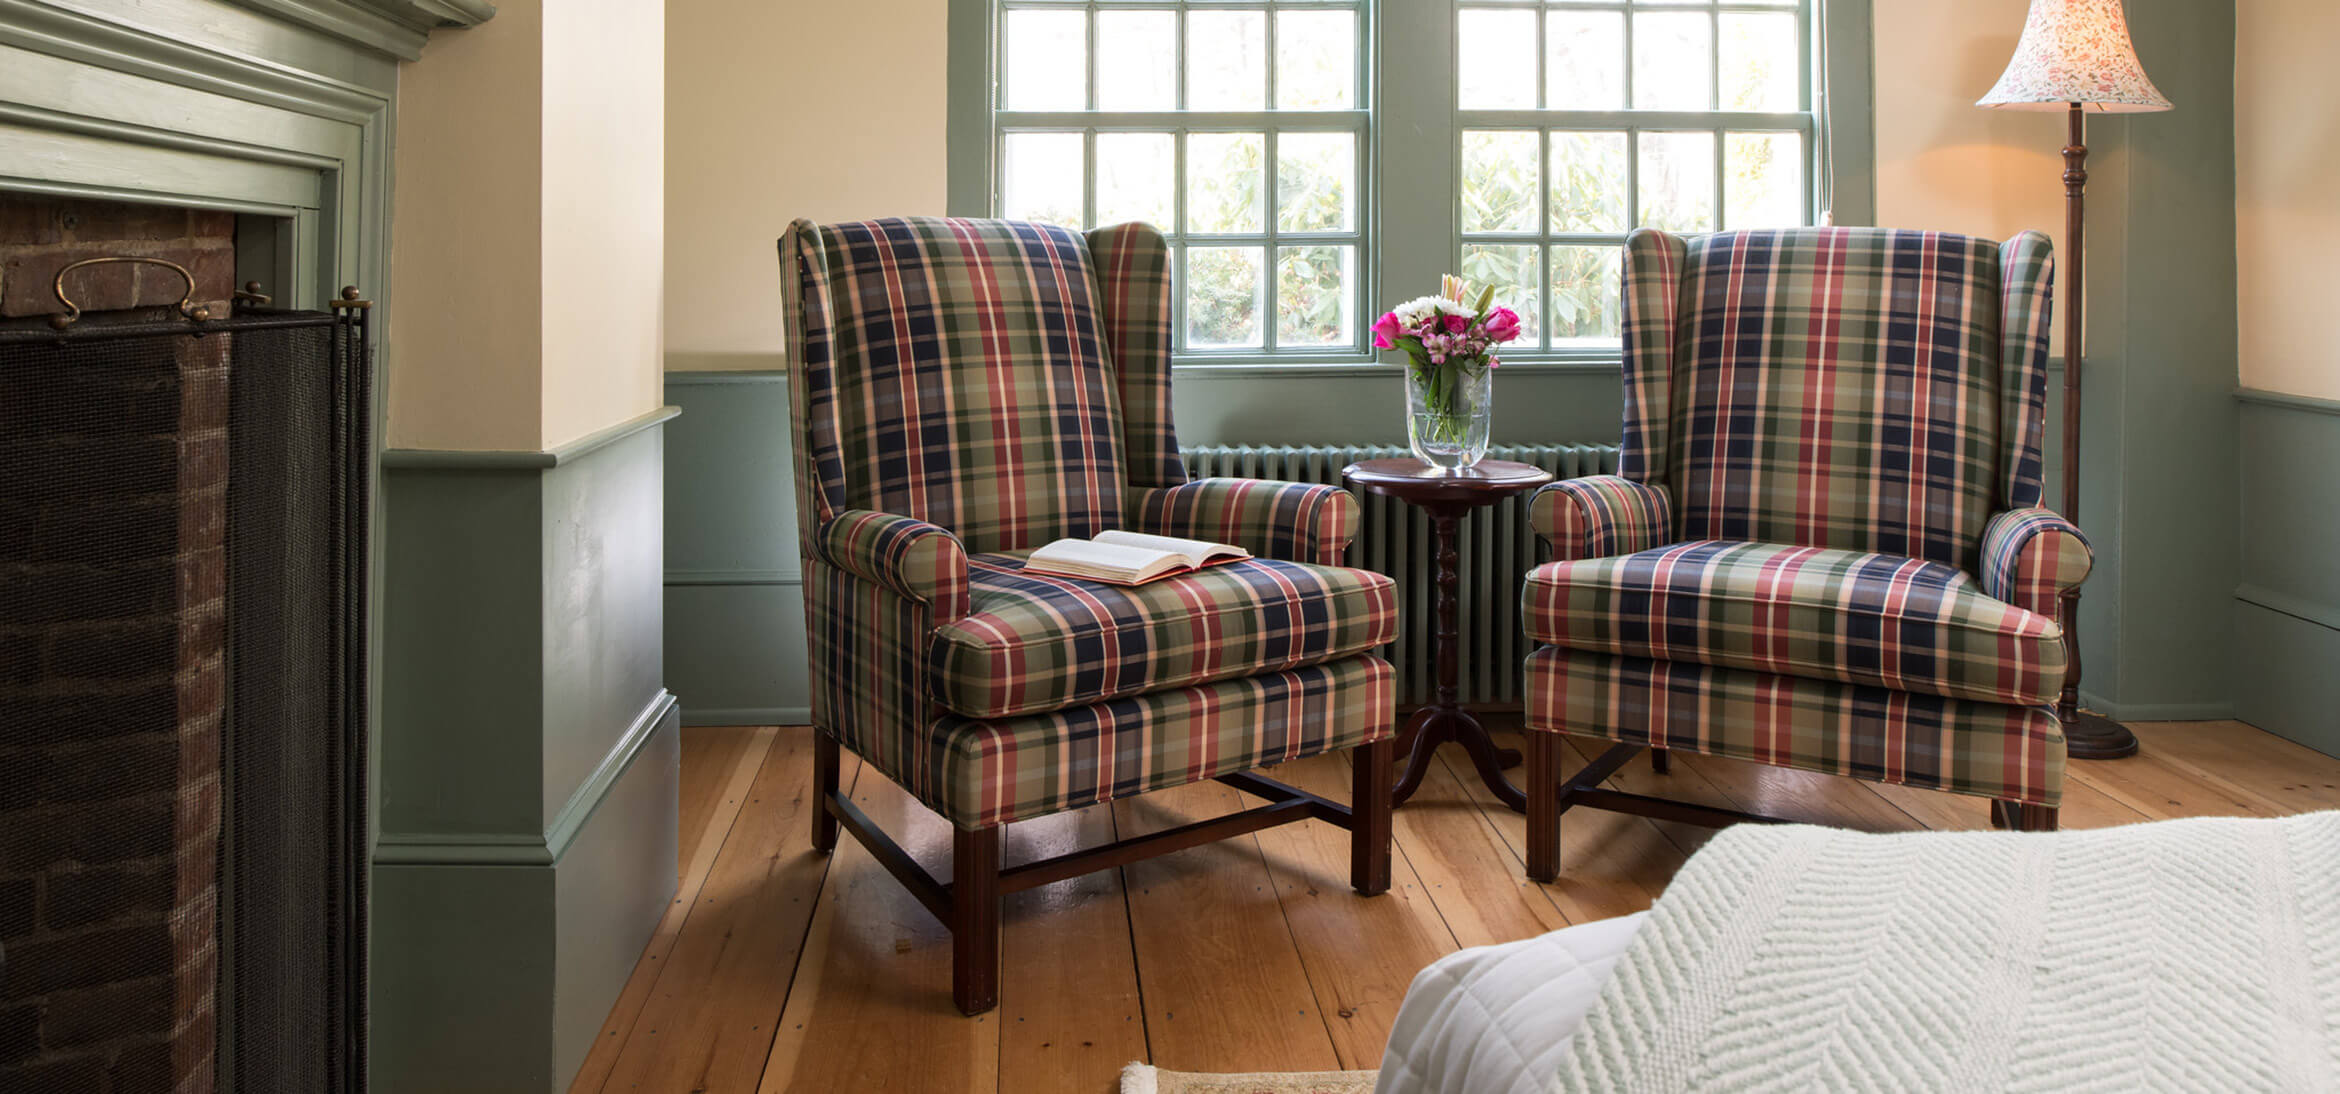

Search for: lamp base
xmin=2062 ymin=709 xmax=2140 ymax=760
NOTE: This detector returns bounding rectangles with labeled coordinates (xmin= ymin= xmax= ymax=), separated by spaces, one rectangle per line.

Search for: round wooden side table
xmin=1342 ymin=457 xmax=1554 ymax=811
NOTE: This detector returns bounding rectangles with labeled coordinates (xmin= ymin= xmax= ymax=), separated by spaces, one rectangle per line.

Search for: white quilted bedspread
xmin=1562 ymin=812 xmax=2340 ymax=1092
xmin=1374 ymin=912 xmax=1647 ymax=1094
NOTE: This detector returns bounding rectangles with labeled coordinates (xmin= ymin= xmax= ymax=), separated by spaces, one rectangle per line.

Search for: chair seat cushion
xmin=1523 ymin=540 xmax=2065 ymax=707
xmin=931 ymin=552 xmax=1399 ymax=719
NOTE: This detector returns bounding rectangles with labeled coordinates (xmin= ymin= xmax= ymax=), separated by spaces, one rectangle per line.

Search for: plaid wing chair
xmin=779 ymin=217 xmax=1399 ymax=1014
xmin=1521 ymin=227 xmax=2092 ymax=880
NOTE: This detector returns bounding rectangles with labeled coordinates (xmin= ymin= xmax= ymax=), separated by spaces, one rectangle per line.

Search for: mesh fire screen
xmin=0 ymin=305 xmax=370 ymax=1094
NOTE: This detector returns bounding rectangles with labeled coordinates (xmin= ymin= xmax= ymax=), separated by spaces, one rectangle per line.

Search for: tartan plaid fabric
xmin=1526 ymin=646 xmax=2064 ymax=806
xmin=1089 ymin=222 xmax=1186 ymax=489
xmin=817 ymin=508 xmax=971 ymax=621
xmin=929 ymin=656 xmax=1396 ymax=828
xmin=1644 ymin=228 xmax=2041 ymax=569
xmin=1128 ymin=478 xmax=1361 ymax=565
xmin=1618 ymin=228 xmax=1688 ymax=484
xmin=934 ymin=552 xmax=1397 ymax=719
xmin=1980 ymin=507 xmax=2093 ymax=620
xmin=782 ymin=216 xmax=1128 ymax=554
xmin=1997 ymin=232 xmax=2056 ymax=510
xmin=1528 ymin=476 xmax=1674 ymax=563
xmin=783 ymin=216 xmax=1396 ymax=834
xmin=1524 ymin=540 xmax=2067 ymax=707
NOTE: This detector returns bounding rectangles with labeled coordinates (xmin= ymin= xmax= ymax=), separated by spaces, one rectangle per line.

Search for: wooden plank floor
xmin=571 ymin=718 xmax=2340 ymax=1094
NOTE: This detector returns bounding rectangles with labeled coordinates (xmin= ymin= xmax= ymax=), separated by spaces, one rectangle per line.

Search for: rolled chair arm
xmin=817 ymin=509 xmax=971 ymax=622
xmin=1980 ymin=507 xmax=2093 ymax=620
xmin=1529 ymin=476 xmax=1673 ymax=562
xmin=1126 ymin=478 xmax=1360 ymax=565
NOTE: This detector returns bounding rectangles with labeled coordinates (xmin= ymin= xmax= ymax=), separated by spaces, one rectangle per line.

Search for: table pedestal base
xmin=1391 ymin=705 xmax=1527 ymax=812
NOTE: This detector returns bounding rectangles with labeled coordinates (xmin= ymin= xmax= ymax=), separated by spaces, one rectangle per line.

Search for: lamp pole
xmin=2053 ymin=103 xmax=2137 ymax=759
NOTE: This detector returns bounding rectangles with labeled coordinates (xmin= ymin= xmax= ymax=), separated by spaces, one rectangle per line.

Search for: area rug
xmin=1119 ymin=1062 xmax=1378 ymax=1094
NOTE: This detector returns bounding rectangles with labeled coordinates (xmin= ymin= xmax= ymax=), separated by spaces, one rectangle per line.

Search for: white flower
xmin=1391 ymin=295 xmax=1472 ymax=326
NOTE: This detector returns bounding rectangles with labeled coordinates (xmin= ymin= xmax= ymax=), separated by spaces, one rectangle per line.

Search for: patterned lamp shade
xmin=1978 ymin=0 xmax=2173 ymax=112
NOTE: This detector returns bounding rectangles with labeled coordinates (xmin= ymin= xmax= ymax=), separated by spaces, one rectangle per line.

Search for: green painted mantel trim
xmin=381 ymin=405 xmax=682 ymax=470
xmin=0 ymin=0 xmax=391 ymax=122
xmin=219 ymin=0 xmax=495 ymax=61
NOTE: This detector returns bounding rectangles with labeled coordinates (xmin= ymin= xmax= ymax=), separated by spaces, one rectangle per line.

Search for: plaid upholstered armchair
xmin=779 ymin=217 xmax=1398 ymax=1014
xmin=1522 ymin=227 xmax=2092 ymax=880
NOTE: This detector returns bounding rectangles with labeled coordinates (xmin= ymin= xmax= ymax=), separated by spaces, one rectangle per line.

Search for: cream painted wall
xmin=2235 ymin=0 xmax=2340 ymax=402
xmin=1871 ymin=0 xmax=2073 ymax=340
xmin=388 ymin=0 xmax=544 ymax=452
xmin=542 ymin=0 xmax=668 ymax=447
xmin=389 ymin=0 xmax=668 ymax=452
xmin=662 ymin=0 xmax=949 ymax=369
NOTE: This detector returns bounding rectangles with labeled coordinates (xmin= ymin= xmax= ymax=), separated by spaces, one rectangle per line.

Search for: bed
xmin=1376 ymin=811 xmax=2340 ymax=1093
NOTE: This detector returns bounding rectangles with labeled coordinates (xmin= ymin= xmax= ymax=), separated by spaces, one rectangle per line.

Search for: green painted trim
xmin=541 ymin=689 xmax=679 ymax=864
xmin=381 ymin=406 xmax=681 ymax=469
xmin=1820 ymin=0 xmax=1876 ymax=226
xmin=221 ymin=0 xmax=432 ymax=59
xmin=665 ymin=569 xmax=802 ymax=587
xmin=665 ymin=369 xmax=787 ymax=385
xmin=683 ymin=707 xmax=813 ymax=728
xmin=946 ymin=0 xmax=991 ymax=216
xmin=2078 ymin=693 xmax=2236 ymax=723
xmin=0 ymin=102 xmax=344 ymax=170
xmin=1174 ymin=360 xmax=1623 ymax=381
xmin=2236 ymin=386 xmax=2340 ymax=417
xmin=373 ymin=832 xmax=552 ymax=867
xmin=0 ymin=0 xmax=390 ymax=121
xmin=2235 ymin=583 xmax=2340 ymax=634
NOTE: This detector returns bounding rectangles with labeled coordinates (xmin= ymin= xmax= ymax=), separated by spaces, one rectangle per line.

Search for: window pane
xmin=1459 ymin=244 xmax=1541 ymax=347
xmin=1457 ymin=8 xmax=1538 ymax=109
xmin=1097 ymin=132 xmax=1175 ymax=231
xmin=1551 ymin=245 xmax=1623 ymax=343
xmin=1002 ymin=132 xmax=1085 ymax=228
xmin=1549 ymin=131 xmax=1627 ymax=233
xmin=1005 ymin=9 xmax=1087 ymax=111
xmin=1188 ymin=10 xmax=1267 ymax=110
xmin=1721 ymin=12 xmax=1800 ymax=112
xmin=1638 ymin=131 xmax=1715 ymax=232
xmin=1546 ymin=11 xmax=1624 ymax=110
xmin=1461 ymin=130 xmax=1539 ymax=234
xmin=1632 ymin=11 xmax=1712 ymax=110
xmin=1725 ymin=132 xmax=1805 ymax=228
xmin=1186 ymin=132 xmax=1266 ymax=233
xmin=1276 ymin=9 xmax=1356 ymax=110
xmin=1276 ymin=132 xmax=1355 ymax=232
xmin=1277 ymin=245 xmax=1354 ymax=346
xmin=1097 ymin=10 xmax=1176 ymax=111
xmin=1187 ymin=246 xmax=1265 ymax=348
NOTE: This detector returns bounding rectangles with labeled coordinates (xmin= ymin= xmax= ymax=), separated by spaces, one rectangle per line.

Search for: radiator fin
xmin=1181 ymin=444 xmax=1621 ymax=708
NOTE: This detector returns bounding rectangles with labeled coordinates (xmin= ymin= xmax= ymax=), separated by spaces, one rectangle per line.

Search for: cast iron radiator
xmin=1181 ymin=443 xmax=1619 ymax=708
xmin=0 ymin=298 xmax=371 ymax=1093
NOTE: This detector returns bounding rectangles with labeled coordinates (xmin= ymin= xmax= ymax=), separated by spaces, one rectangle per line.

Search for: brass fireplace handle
xmin=49 ymin=256 xmax=212 ymax=330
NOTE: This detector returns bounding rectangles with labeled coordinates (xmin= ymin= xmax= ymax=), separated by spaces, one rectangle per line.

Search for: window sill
xmin=1172 ymin=357 xmax=1622 ymax=378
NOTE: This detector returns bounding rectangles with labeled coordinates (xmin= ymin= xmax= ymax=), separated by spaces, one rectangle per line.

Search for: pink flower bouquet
xmin=1376 ymin=276 xmax=1523 ymax=464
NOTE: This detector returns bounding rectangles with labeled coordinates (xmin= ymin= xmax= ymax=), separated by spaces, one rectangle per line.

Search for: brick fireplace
xmin=2 ymin=194 xmax=366 ymax=1094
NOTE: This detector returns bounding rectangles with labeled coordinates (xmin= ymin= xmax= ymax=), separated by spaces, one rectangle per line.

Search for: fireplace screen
xmin=0 ymin=301 xmax=370 ymax=1093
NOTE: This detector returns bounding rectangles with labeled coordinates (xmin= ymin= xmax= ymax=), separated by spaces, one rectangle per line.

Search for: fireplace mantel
xmin=221 ymin=0 xmax=493 ymax=61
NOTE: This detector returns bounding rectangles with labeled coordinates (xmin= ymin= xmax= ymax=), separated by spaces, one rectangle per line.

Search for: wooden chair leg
xmin=1991 ymin=799 xmax=2060 ymax=832
xmin=1351 ymin=737 xmax=1393 ymax=896
xmin=951 ymin=825 xmax=1002 ymax=1016
xmin=811 ymin=730 xmax=840 ymax=854
xmin=1650 ymin=746 xmax=1670 ymax=775
xmin=1526 ymin=732 xmax=1562 ymax=882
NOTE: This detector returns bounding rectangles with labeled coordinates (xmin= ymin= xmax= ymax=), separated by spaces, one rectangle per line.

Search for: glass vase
xmin=1406 ymin=364 xmax=1493 ymax=471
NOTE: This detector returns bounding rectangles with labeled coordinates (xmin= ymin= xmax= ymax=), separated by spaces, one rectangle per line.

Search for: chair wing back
xmin=1619 ymin=227 xmax=2056 ymax=568
xmin=781 ymin=217 xmax=1135 ymax=554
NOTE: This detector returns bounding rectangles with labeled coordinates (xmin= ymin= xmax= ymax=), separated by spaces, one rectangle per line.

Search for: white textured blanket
xmin=1556 ymin=811 xmax=2340 ymax=1092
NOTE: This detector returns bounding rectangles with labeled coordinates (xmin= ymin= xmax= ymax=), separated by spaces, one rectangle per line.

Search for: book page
xmin=1093 ymin=529 xmax=1250 ymax=567
xmin=1026 ymin=537 xmax=1177 ymax=582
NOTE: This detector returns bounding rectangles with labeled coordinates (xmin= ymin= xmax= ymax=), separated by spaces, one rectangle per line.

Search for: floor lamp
xmin=1979 ymin=0 xmax=2171 ymax=759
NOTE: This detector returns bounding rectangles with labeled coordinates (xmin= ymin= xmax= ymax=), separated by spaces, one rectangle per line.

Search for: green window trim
xmin=947 ymin=0 xmax=1874 ymax=372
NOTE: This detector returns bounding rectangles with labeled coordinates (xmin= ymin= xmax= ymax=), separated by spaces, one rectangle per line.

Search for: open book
xmin=1022 ymin=530 xmax=1251 ymax=586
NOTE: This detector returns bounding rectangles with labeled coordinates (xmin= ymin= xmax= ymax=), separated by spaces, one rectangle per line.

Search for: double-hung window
xmin=959 ymin=0 xmax=1845 ymax=363
xmin=1452 ymin=0 xmax=1817 ymax=353
xmin=990 ymin=0 xmax=1371 ymax=357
